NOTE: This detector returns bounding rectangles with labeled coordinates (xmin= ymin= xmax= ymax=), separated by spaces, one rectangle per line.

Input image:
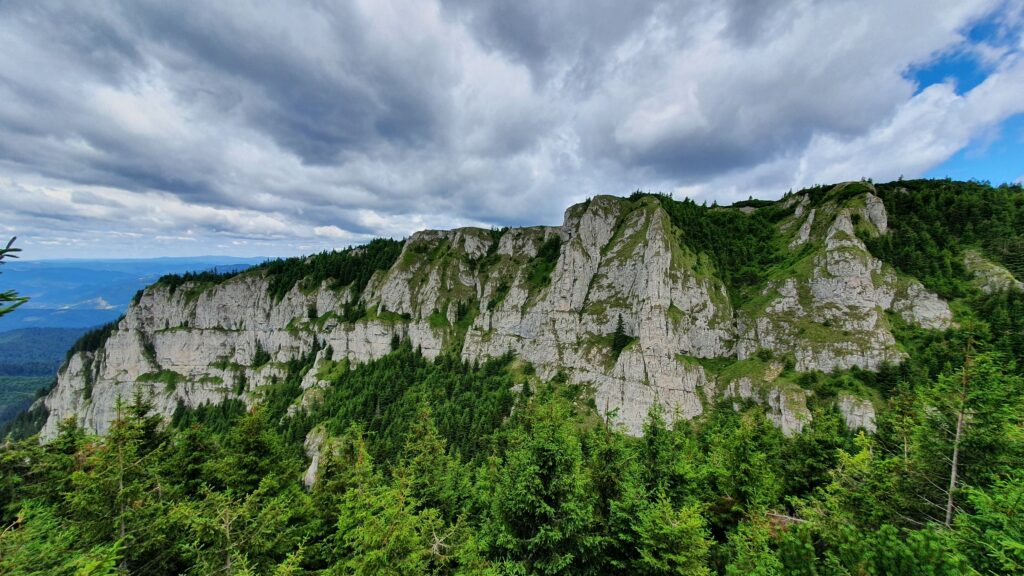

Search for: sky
xmin=1 ymin=0 xmax=1023 ymax=259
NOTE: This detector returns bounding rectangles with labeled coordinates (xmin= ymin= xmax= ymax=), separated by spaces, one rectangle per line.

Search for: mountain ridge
xmin=28 ymin=180 xmax=992 ymax=443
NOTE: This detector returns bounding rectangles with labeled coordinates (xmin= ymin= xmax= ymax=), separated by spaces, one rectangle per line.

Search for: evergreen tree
xmin=612 ymin=315 xmax=630 ymax=358
xmin=633 ymin=494 xmax=712 ymax=575
xmin=0 ymin=237 xmax=28 ymax=318
xmin=912 ymin=352 xmax=1024 ymax=526
xmin=956 ymin=470 xmax=1024 ymax=573
xmin=484 ymin=395 xmax=598 ymax=575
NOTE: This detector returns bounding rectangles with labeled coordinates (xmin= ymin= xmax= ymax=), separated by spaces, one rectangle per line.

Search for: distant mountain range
xmin=0 ymin=256 xmax=268 ymax=332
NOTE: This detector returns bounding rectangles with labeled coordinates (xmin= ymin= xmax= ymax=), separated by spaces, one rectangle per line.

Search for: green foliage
xmin=259 ymin=238 xmax=403 ymax=301
xmin=956 ymin=470 xmax=1024 ymax=573
xmin=643 ymin=194 xmax=785 ymax=307
xmin=334 ymin=474 xmax=445 ymax=575
xmin=725 ymin=519 xmax=784 ymax=575
xmin=865 ymin=179 xmax=1024 ymax=298
xmin=911 ymin=352 xmax=1024 ymax=526
xmin=0 ymin=502 xmax=122 ymax=575
xmin=969 ymin=288 xmax=1024 ymax=367
xmin=291 ymin=345 xmax=517 ymax=464
xmin=136 ymin=369 xmax=185 ymax=392
xmin=0 ymin=237 xmax=28 ymax=318
xmin=170 ymin=398 xmax=247 ymax=433
xmin=251 ymin=341 xmax=272 ymax=368
xmin=632 ymin=496 xmax=712 ymax=575
xmin=154 ymin=238 xmax=403 ymax=304
xmin=487 ymin=280 xmax=511 ymax=310
xmin=524 ymin=235 xmax=562 ymax=291
xmin=1 ymin=342 xmax=1022 ymax=574
xmin=156 ymin=268 xmax=243 ymax=296
xmin=826 ymin=524 xmax=967 ymax=575
xmin=803 ymin=180 xmax=876 ymax=208
xmin=611 ymin=314 xmax=634 ymax=359
xmin=64 ymin=320 xmax=121 ymax=362
xmin=482 ymin=392 xmax=598 ymax=574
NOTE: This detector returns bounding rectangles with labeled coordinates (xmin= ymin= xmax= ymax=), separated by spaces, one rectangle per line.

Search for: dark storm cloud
xmin=123 ymin=2 xmax=451 ymax=165
xmin=1 ymin=0 xmax=1022 ymax=258
xmin=438 ymin=0 xmax=666 ymax=82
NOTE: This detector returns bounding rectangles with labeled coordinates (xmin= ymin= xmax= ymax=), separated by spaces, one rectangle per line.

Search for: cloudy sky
xmin=2 ymin=0 xmax=1023 ymax=259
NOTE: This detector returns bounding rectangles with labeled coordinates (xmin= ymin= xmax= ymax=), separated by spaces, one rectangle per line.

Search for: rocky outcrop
xmin=462 ymin=196 xmax=732 ymax=434
xmin=39 ymin=185 xmax=953 ymax=441
xmin=737 ymin=184 xmax=952 ymax=373
xmin=719 ymin=360 xmax=811 ymax=436
xmin=964 ymin=250 xmax=1024 ymax=294
xmin=303 ymin=425 xmax=328 ymax=488
xmin=789 ymin=208 xmax=815 ymax=248
xmin=766 ymin=387 xmax=812 ymax=436
xmin=837 ymin=394 xmax=877 ymax=433
xmin=864 ymin=192 xmax=888 ymax=234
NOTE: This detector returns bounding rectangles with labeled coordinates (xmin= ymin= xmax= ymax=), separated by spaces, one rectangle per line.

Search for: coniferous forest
xmin=2 ymin=180 xmax=1024 ymax=575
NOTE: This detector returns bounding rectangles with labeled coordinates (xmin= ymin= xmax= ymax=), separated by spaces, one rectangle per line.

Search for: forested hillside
xmin=0 ymin=328 xmax=86 ymax=428
xmin=2 ymin=179 xmax=1023 ymax=574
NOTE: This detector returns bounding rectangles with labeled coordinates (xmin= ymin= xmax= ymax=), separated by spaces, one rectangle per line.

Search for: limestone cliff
xmin=737 ymin=185 xmax=951 ymax=373
xmin=39 ymin=184 xmax=953 ymax=440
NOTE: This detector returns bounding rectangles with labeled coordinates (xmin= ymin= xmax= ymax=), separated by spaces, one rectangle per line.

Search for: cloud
xmin=1 ymin=0 xmax=1022 ymax=258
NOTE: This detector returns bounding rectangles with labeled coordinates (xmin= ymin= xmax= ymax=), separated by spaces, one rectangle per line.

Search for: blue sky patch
xmin=909 ymin=51 xmax=989 ymax=95
xmin=913 ymin=6 xmax=1023 ymax=185
xmin=927 ymin=113 xmax=1024 ymax=185
xmin=905 ymin=9 xmax=1011 ymax=95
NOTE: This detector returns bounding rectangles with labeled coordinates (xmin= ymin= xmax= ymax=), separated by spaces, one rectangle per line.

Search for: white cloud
xmin=313 ymin=226 xmax=353 ymax=240
xmin=1 ymin=0 xmax=1021 ymax=257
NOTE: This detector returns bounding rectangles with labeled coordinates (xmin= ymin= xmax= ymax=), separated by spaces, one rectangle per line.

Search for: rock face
xmin=737 ymin=186 xmax=951 ymax=373
xmin=461 ymin=197 xmax=732 ymax=434
xmin=964 ymin=250 xmax=1024 ymax=294
xmin=303 ymin=425 xmax=328 ymax=488
xmin=837 ymin=394 xmax=877 ymax=433
xmin=40 ymin=185 xmax=953 ymax=440
xmin=720 ymin=361 xmax=811 ymax=436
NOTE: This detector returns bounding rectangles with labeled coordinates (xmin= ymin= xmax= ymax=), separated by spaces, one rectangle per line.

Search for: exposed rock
xmin=789 ymin=194 xmax=810 ymax=217
xmin=766 ymin=387 xmax=810 ymax=436
xmin=39 ymin=187 xmax=953 ymax=441
xmin=719 ymin=361 xmax=810 ymax=436
xmin=303 ymin=425 xmax=327 ymax=488
xmin=789 ymin=208 xmax=815 ymax=248
xmin=837 ymin=394 xmax=877 ymax=433
xmin=724 ymin=376 xmax=757 ymax=405
xmin=964 ymin=250 xmax=1023 ymax=294
xmin=463 ymin=196 xmax=731 ymax=434
xmin=892 ymin=281 xmax=954 ymax=330
xmin=863 ymin=192 xmax=888 ymax=234
xmin=737 ymin=198 xmax=952 ymax=373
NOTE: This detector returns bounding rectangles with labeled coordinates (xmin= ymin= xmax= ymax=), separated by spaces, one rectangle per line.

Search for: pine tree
xmin=914 ymin=351 xmax=1024 ymax=527
xmin=334 ymin=465 xmax=445 ymax=575
xmin=612 ymin=315 xmax=630 ymax=358
xmin=483 ymin=396 xmax=598 ymax=575
xmin=0 ymin=237 xmax=28 ymax=318
xmin=633 ymin=495 xmax=711 ymax=575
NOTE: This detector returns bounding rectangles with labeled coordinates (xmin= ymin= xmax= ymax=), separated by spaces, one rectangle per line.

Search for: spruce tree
xmin=0 ymin=237 xmax=27 ymax=318
xmin=612 ymin=315 xmax=630 ymax=358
